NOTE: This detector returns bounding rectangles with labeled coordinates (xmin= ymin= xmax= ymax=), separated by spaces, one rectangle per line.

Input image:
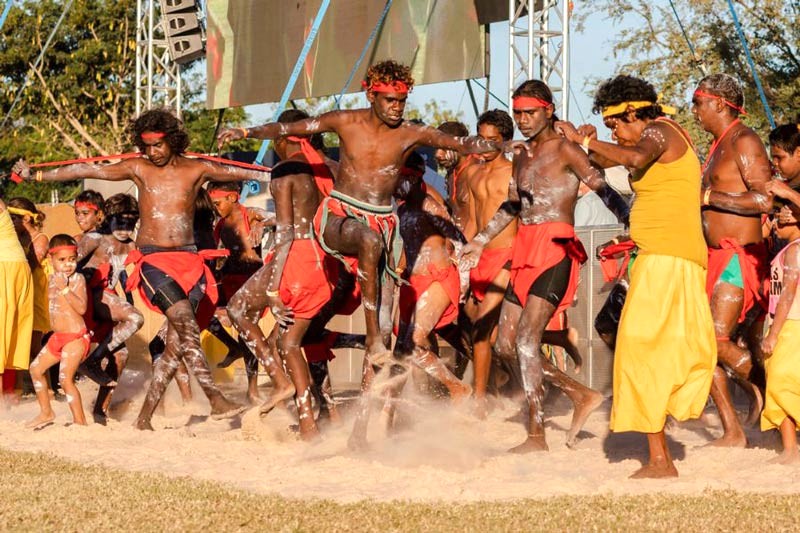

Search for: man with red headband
xmin=462 ymin=80 xmax=627 ymax=452
xmin=13 ymin=109 xmax=267 ymax=430
xmin=206 ymin=180 xmax=270 ymax=405
xmin=73 ymin=190 xmax=105 ymax=238
xmin=218 ymin=59 xmax=510 ymax=450
xmin=692 ymin=73 xmax=774 ymax=448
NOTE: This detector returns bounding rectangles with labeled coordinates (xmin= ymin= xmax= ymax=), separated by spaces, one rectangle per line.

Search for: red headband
xmin=512 ymin=96 xmax=551 ymax=110
xmin=141 ymin=132 xmax=166 ymax=140
xmin=49 ymin=245 xmax=77 ymax=255
xmin=74 ymin=201 xmax=99 ymax=212
xmin=361 ymin=80 xmax=410 ymax=94
xmin=693 ymin=90 xmax=747 ymax=115
xmin=208 ymin=189 xmax=239 ymax=200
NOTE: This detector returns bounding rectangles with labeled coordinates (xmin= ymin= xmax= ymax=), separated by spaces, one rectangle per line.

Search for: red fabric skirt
xmin=399 ymin=262 xmax=461 ymax=331
xmin=706 ymin=239 xmax=768 ymax=324
xmin=469 ymin=246 xmax=513 ymax=302
xmin=510 ymin=222 xmax=587 ymax=311
xmin=46 ymin=328 xmax=91 ymax=361
xmin=279 ymin=239 xmax=333 ymax=320
xmin=125 ymin=248 xmax=219 ymax=328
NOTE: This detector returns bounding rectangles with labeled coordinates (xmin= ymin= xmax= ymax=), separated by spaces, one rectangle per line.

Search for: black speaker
xmin=167 ymin=33 xmax=204 ymax=64
xmin=161 ymin=0 xmax=197 ymax=15
xmin=474 ymin=0 xmax=536 ymax=25
xmin=159 ymin=0 xmax=204 ymax=64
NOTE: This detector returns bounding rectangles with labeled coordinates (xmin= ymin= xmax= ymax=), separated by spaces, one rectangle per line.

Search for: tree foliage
xmin=577 ymin=0 xmax=800 ymax=144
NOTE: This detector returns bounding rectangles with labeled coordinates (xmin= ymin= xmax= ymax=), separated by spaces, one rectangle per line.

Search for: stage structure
xmin=508 ymin=0 xmax=570 ymax=119
xmin=135 ymin=0 xmax=183 ymax=117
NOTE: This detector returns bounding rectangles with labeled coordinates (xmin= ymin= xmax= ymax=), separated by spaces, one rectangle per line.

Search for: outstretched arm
xmin=563 ymin=141 xmax=630 ymax=225
xmin=201 ymin=160 xmax=270 ymax=184
xmin=12 ymin=159 xmax=137 ymax=183
xmin=703 ymin=133 xmax=773 ymax=215
xmin=217 ymin=112 xmax=341 ymax=147
xmin=556 ymin=120 xmax=667 ymax=170
xmin=413 ymin=126 xmax=500 ymax=155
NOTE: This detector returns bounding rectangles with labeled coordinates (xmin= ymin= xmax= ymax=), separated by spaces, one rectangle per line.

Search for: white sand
xmin=2 ymin=372 xmax=800 ymax=502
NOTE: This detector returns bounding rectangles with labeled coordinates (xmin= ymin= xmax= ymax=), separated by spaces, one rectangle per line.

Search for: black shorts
xmin=138 ymin=246 xmax=206 ymax=314
xmin=505 ymin=254 xmax=572 ymax=308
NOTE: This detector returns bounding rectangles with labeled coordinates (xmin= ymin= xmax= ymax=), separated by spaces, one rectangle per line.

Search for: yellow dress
xmin=31 ymin=263 xmax=50 ymax=332
xmin=761 ymin=320 xmax=800 ymax=431
xmin=0 ymin=209 xmax=33 ymax=372
xmin=610 ymin=119 xmax=717 ymax=433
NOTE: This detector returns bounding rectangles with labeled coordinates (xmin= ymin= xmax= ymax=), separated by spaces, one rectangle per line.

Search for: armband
xmin=582 ymin=136 xmax=591 ymax=150
xmin=239 ymin=127 xmax=249 ymax=139
xmin=702 ymin=188 xmax=712 ymax=206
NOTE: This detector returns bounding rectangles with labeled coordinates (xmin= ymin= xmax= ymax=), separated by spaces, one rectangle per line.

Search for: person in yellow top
xmin=0 ymin=197 xmax=34 ymax=405
xmin=557 ymin=75 xmax=716 ymax=478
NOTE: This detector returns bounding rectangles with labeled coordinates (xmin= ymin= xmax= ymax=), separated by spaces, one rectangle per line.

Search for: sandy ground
xmin=2 ymin=370 xmax=800 ymax=503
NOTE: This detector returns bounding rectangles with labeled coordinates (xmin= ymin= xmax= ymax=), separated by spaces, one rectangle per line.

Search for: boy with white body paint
xmin=13 ymin=109 xmax=265 ymax=430
xmin=27 ymin=234 xmax=90 ymax=429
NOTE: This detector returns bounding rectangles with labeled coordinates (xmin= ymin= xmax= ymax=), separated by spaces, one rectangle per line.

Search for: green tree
xmin=577 ymin=0 xmax=799 ymax=145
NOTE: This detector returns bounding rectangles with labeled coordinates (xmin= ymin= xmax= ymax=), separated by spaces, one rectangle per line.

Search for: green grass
xmin=2 ymin=447 xmax=799 ymax=532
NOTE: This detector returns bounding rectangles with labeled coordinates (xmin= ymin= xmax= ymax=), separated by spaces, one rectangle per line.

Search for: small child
xmin=73 ymin=189 xmax=105 ymax=236
xmin=760 ymin=214 xmax=800 ymax=464
xmin=26 ymin=234 xmax=90 ymax=429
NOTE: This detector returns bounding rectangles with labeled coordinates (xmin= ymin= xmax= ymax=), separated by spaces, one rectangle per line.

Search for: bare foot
xmin=509 ymin=435 xmax=549 ymax=453
xmin=630 ymin=463 xmax=679 ymax=479
xmin=705 ymin=431 xmax=747 ymax=448
xmin=450 ymin=383 xmax=472 ymax=405
xmin=92 ymin=410 xmax=108 ymax=426
xmin=246 ymin=391 xmax=262 ymax=406
xmin=769 ymin=450 xmax=800 ymax=465
xmin=473 ymin=396 xmax=489 ymax=420
xmin=26 ymin=412 xmax=55 ymax=429
xmin=210 ymin=401 xmax=248 ymax=421
xmin=347 ymin=430 xmax=369 ymax=452
xmin=299 ymin=426 xmax=321 ymax=442
xmin=134 ymin=417 xmax=154 ymax=431
xmin=258 ymin=384 xmax=296 ymax=417
xmin=566 ymin=390 xmax=604 ymax=447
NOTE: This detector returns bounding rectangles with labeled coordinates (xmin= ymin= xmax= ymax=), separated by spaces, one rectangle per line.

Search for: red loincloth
xmin=279 ymin=238 xmax=333 ymax=320
xmin=125 ymin=248 xmax=220 ymax=328
xmin=313 ymin=191 xmax=400 ymax=282
xmin=546 ymin=310 xmax=568 ymax=332
xmin=45 ymin=328 xmax=91 ymax=361
xmin=510 ymin=222 xmax=587 ymax=310
xmin=469 ymin=246 xmax=513 ymax=302
xmin=303 ymin=331 xmax=338 ymax=364
xmin=213 ymin=204 xmax=251 ymax=246
xmin=706 ymin=239 xmax=768 ymax=324
xmin=598 ymin=240 xmax=637 ymax=282
xmin=399 ymin=262 xmax=461 ymax=331
xmin=84 ymin=263 xmax=114 ymax=343
xmin=220 ymin=273 xmax=251 ymax=303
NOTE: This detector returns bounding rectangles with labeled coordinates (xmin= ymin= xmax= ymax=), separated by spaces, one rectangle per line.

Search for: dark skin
xmin=209 ymin=193 xmax=268 ymax=404
xmin=77 ymin=214 xmax=145 ymax=422
xmin=461 ymin=124 xmax=516 ymax=418
xmin=435 ymin=147 xmax=478 ymax=238
xmin=556 ymin=108 xmax=694 ymax=478
xmin=462 ymin=103 xmax=617 ymax=452
xmin=13 ymin=134 xmax=266 ymax=430
xmin=692 ymin=87 xmax=774 ymax=448
xmin=218 ymin=88 xmax=518 ymax=450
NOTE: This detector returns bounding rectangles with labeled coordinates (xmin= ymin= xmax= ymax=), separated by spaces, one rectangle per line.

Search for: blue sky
xmin=243 ymin=8 xmax=634 ymax=141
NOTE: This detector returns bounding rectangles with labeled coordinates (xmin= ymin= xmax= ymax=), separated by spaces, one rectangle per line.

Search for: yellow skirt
xmin=610 ymin=254 xmax=717 ymax=433
xmin=31 ymin=266 xmax=50 ymax=332
xmin=761 ymin=319 xmax=800 ymax=431
xmin=0 ymin=261 xmax=33 ymax=373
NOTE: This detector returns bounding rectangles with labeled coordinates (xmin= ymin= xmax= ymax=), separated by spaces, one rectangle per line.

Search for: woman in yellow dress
xmin=0 ymin=198 xmax=34 ymax=403
xmin=557 ymin=75 xmax=716 ymax=478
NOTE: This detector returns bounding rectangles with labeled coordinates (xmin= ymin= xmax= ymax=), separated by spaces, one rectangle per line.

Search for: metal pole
xmin=562 ymin=0 xmax=569 ymax=120
xmin=146 ymin=0 xmax=154 ymax=109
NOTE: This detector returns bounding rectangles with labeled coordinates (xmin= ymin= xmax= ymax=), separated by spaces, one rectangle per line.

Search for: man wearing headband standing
xmin=461 ymin=80 xmax=626 ymax=452
xmin=218 ymin=60 xmax=508 ymax=449
xmin=13 ymin=109 xmax=268 ymax=430
xmin=692 ymin=74 xmax=774 ymax=447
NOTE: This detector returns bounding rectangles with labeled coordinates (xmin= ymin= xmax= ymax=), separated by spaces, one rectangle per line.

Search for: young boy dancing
xmin=27 ymin=235 xmax=91 ymax=429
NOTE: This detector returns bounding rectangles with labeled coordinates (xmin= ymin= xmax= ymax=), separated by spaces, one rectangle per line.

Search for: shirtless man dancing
xmin=462 ymin=80 xmax=626 ymax=451
xmin=693 ymin=74 xmax=773 ymax=447
xmin=434 ymin=121 xmax=477 ymax=238
xmin=14 ymin=109 xmax=265 ymax=430
xmin=219 ymin=60 xmax=506 ymax=448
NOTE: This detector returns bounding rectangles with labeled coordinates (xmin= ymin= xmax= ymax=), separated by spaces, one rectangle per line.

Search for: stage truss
xmin=135 ymin=0 xmax=182 ymax=117
xmin=508 ymin=0 xmax=570 ymax=119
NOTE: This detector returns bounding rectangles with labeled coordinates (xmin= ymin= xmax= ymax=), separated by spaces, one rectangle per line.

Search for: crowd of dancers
xmin=2 ymin=60 xmax=800 ymax=479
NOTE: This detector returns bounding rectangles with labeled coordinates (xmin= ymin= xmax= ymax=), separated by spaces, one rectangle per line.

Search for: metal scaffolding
xmin=135 ymin=0 xmax=182 ymax=117
xmin=508 ymin=0 xmax=570 ymax=119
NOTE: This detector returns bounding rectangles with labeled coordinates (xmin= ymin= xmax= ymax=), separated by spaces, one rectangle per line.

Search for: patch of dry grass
xmin=2 ymin=447 xmax=799 ymax=532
